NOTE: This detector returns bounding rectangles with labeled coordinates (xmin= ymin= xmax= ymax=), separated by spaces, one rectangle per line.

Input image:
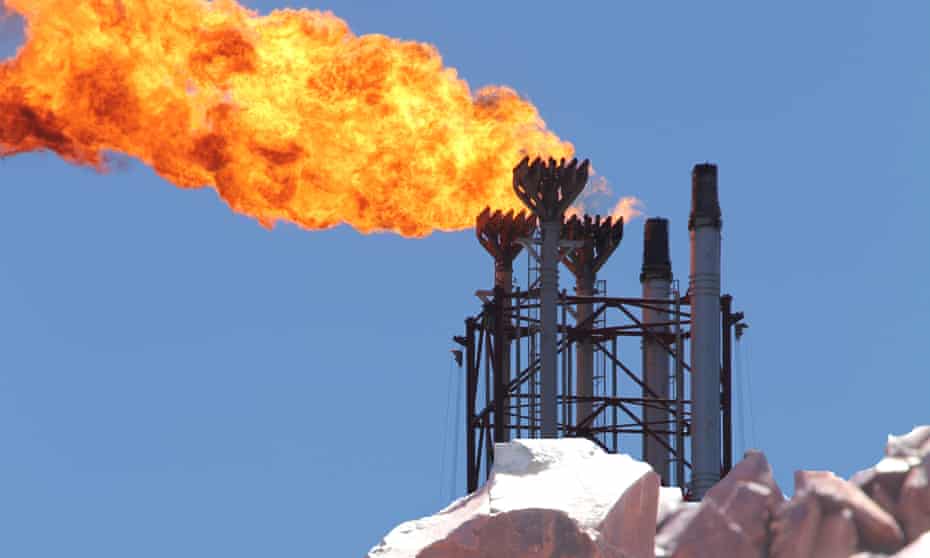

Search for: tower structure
xmin=512 ymin=157 xmax=588 ymax=438
xmin=456 ymin=159 xmax=743 ymax=499
xmin=563 ymin=214 xmax=623 ymax=428
xmin=476 ymin=208 xmax=536 ymax=443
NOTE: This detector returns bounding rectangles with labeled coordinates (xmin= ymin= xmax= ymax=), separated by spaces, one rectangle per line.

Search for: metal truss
xmin=454 ymin=287 xmax=744 ymax=499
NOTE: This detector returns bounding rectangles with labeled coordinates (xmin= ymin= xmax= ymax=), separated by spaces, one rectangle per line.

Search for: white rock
xmin=367 ymin=438 xmax=659 ymax=558
xmin=886 ymin=426 xmax=930 ymax=460
xmin=656 ymin=486 xmax=684 ymax=528
xmin=490 ymin=438 xmax=655 ymax=533
xmin=891 ymin=530 xmax=930 ymax=557
xmin=368 ymin=484 xmax=491 ymax=558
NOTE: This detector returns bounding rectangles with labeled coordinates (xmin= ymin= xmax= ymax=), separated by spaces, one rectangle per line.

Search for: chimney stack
xmin=640 ymin=217 xmax=672 ymax=484
xmin=688 ymin=163 xmax=722 ymax=499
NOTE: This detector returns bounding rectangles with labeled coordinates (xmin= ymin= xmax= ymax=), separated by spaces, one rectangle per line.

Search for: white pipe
xmin=641 ymin=218 xmax=672 ymax=484
xmin=689 ymin=164 xmax=722 ymax=499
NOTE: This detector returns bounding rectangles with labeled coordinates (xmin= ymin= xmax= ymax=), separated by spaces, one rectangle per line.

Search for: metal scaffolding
xmin=456 ymin=281 xmax=744 ymax=497
xmin=452 ymin=158 xmax=745 ymax=499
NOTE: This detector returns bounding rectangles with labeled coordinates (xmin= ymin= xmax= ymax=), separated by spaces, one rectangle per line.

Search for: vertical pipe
xmin=539 ymin=219 xmax=560 ymax=438
xmin=514 ymin=284 xmax=522 ymax=439
xmin=641 ymin=218 xmax=672 ymax=484
xmin=493 ymin=287 xmax=506 ymax=446
xmin=721 ymin=294 xmax=733 ymax=474
xmin=674 ymin=288 xmax=685 ymax=491
xmin=559 ymin=293 xmax=572 ymax=430
xmin=530 ymin=313 xmax=537 ymax=435
xmin=575 ymin=266 xmax=595 ymax=430
xmin=495 ymin=268 xmax=513 ymax=442
xmin=465 ymin=318 xmax=477 ymax=493
xmin=689 ymin=163 xmax=723 ymax=499
xmin=611 ymin=335 xmax=619 ymax=452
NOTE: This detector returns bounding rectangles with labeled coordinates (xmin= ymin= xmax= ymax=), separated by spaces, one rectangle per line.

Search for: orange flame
xmin=0 ymin=0 xmax=573 ymax=236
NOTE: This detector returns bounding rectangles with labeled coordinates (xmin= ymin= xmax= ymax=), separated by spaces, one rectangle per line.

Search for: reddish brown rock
xmin=657 ymin=451 xmax=781 ymax=558
xmin=707 ymin=450 xmax=783 ymax=509
xmin=870 ymin=481 xmax=899 ymax=519
xmin=655 ymin=504 xmax=700 ymax=557
xmin=657 ymin=500 xmax=760 ymax=558
xmin=795 ymin=470 xmax=905 ymax=553
xmin=597 ymin=471 xmax=660 ymax=558
xmin=419 ymin=509 xmax=603 ymax=558
xmin=770 ymin=491 xmax=822 ymax=558
xmin=896 ymin=456 xmax=930 ymax=543
xmin=851 ymin=457 xmax=914 ymax=504
xmin=811 ymin=508 xmax=858 ymax=558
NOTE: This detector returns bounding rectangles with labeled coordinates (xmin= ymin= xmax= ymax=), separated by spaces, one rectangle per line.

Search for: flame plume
xmin=0 ymin=0 xmax=573 ymax=236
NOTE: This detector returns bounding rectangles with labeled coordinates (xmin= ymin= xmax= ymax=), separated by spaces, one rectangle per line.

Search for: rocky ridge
xmin=368 ymin=425 xmax=930 ymax=558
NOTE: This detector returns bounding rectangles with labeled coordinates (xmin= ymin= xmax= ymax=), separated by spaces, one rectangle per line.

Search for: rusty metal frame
xmin=455 ymin=290 xmax=743 ymax=498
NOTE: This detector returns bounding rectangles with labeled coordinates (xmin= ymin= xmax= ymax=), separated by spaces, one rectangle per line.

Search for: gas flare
xmin=0 ymin=0 xmax=574 ymax=236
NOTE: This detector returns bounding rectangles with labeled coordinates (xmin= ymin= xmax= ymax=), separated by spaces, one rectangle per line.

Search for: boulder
xmin=896 ymin=456 xmax=930 ymax=542
xmin=656 ymin=487 xmax=684 ymax=528
xmin=655 ymin=504 xmax=700 ymax=558
xmin=656 ymin=451 xmax=781 ymax=558
xmin=851 ymin=457 xmax=914 ymax=505
xmin=770 ymin=491 xmax=822 ymax=558
xmin=890 ymin=530 xmax=930 ymax=557
xmin=811 ymin=508 xmax=858 ymax=558
xmin=597 ymin=471 xmax=660 ymax=558
xmin=418 ymin=508 xmax=603 ymax=558
xmin=886 ymin=426 xmax=930 ymax=460
xmin=656 ymin=498 xmax=759 ymax=558
xmin=795 ymin=470 xmax=905 ymax=553
xmin=706 ymin=450 xmax=783 ymax=509
xmin=368 ymin=438 xmax=659 ymax=558
xmin=368 ymin=483 xmax=491 ymax=558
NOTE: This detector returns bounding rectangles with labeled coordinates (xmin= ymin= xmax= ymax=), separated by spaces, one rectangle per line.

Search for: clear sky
xmin=1 ymin=2 xmax=928 ymax=556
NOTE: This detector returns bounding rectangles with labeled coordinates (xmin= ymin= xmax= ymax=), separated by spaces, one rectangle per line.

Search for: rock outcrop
xmin=368 ymin=438 xmax=660 ymax=558
xmin=369 ymin=425 xmax=930 ymax=558
xmin=656 ymin=450 xmax=782 ymax=558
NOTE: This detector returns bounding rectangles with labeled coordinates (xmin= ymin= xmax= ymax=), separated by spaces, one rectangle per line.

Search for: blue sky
xmin=1 ymin=2 xmax=928 ymax=556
